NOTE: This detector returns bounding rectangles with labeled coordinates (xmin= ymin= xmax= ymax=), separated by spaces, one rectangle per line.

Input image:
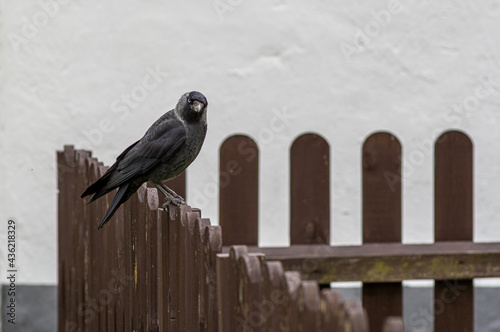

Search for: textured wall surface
xmin=1 ymin=0 xmax=500 ymax=290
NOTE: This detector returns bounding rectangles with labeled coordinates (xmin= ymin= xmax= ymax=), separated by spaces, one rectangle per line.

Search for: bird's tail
xmin=97 ymin=183 xmax=130 ymax=230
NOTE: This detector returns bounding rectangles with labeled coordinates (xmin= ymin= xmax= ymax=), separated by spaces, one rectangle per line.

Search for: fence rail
xmin=58 ymin=129 xmax=500 ymax=331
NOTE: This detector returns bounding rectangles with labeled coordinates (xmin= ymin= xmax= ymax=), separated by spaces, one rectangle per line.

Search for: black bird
xmin=81 ymin=91 xmax=208 ymax=229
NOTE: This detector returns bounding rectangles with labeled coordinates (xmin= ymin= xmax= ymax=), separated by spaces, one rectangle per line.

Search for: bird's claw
xmin=171 ymin=196 xmax=186 ymax=206
xmin=162 ymin=196 xmax=186 ymax=211
xmin=162 ymin=197 xmax=172 ymax=211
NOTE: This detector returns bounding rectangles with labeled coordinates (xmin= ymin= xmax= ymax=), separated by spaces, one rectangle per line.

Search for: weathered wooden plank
xmin=146 ymin=188 xmax=160 ymax=331
xmin=434 ymin=130 xmax=474 ymax=332
xmin=362 ymin=132 xmax=403 ymax=331
xmin=136 ymin=186 xmax=149 ymax=331
xmin=220 ymin=135 xmax=259 ymax=245
xmin=57 ymin=146 xmax=74 ymax=332
xmin=113 ymin=178 xmax=127 ymax=332
xmin=184 ymin=210 xmax=201 ymax=331
xmin=279 ymin=271 xmax=301 ymax=332
xmin=76 ymin=151 xmax=91 ymax=331
xmin=122 ymin=189 xmax=134 ymax=332
xmin=216 ymin=253 xmax=231 ymax=332
xmin=261 ymin=261 xmax=284 ymax=332
xmin=236 ymin=242 xmax=500 ymax=282
xmin=290 ymin=133 xmax=330 ymax=244
xmin=239 ymin=254 xmax=264 ymax=332
xmin=229 ymin=246 xmax=250 ymax=331
xmin=319 ymin=289 xmax=343 ymax=331
xmin=194 ymin=217 xmax=209 ymax=331
xmin=205 ymin=225 xmax=222 ymax=331
xmin=297 ymin=281 xmax=320 ymax=331
xmin=157 ymin=208 xmax=169 ymax=332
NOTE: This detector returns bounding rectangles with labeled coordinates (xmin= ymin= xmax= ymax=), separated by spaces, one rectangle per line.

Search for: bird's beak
xmin=192 ymin=101 xmax=204 ymax=112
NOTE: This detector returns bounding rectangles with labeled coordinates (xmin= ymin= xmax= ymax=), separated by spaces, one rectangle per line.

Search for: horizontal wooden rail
xmin=222 ymin=242 xmax=500 ymax=283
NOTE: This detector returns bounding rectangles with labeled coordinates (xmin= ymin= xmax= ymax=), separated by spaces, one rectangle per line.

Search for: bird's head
xmin=176 ymin=91 xmax=208 ymax=122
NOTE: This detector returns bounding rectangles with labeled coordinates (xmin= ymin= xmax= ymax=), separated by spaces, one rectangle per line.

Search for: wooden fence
xmin=58 ymin=130 xmax=500 ymax=332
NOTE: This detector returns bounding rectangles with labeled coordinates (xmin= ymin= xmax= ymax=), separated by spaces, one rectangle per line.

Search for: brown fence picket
xmin=59 ymin=139 xmax=492 ymax=332
xmin=280 ymin=271 xmax=301 ymax=332
xmin=185 ymin=210 xmax=201 ymax=331
xmin=57 ymin=146 xmax=73 ymax=332
xmin=220 ymin=135 xmax=259 ymax=245
xmin=297 ymin=281 xmax=320 ymax=331
xmin=147 ymin=188 xmax=160 ymax=330
xmin=290 ymin=133 xmax=330 ymax=244
xmin=434 ymin=130 xmax=474 ymax=332
xmin=216 ymin=253 xmax=232 ymax=331
xmin=157 ymin=208 xmax=169 ymax=332
xmin=204 ymin=225 xmax=222 ymax=331
xmin=240 ymin=254 xmax=264 ymax=332
xmin=194 ymin=217 xmax=209 ymax=330
xmin=362 ymin=132 xmax=403 ymax=331
xmin=261 ymin=261 xmax=284 ymax=331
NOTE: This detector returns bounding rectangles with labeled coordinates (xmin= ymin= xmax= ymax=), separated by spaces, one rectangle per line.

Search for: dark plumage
xmin=82 ymin=91 xmax=208 ymax=229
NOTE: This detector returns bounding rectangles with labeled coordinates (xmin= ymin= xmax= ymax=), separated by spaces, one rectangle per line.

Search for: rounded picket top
xmin=382 ymin=316 xmax=405 ymax=332
xmin=219 ymin=134 xmax=259 ymax=245
xmin=194 ymin=217 xmax=210 ymax=241
xmin=435 ymin=129 xmax=473 ymax=146
xmin=290 ymin=132 xmax=330 ymax=245
xmin=203 ymin=225 xmax=222 ymax=253
xmin=146 ymin=187 xmax=159 ymax=211
xmin=229 ymin=245 xmax=249 ymax=262
xmin=185 ymin=210 xmax=201 ymax=234
xmin=262 ymin=261 xmax=284 ymax=288
xmin=239 ymin=254 xmax=263 ymax=285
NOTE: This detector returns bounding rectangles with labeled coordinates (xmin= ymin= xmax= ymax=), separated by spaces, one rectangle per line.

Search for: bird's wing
xmin=81 ymin=139 xmax=141 ymax=198
xmin=104 ymin=124 xmax=187 ymax=188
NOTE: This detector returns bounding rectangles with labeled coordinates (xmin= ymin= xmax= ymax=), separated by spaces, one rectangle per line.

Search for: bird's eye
xmin=188 ymin=98 xmax=192 ymax=103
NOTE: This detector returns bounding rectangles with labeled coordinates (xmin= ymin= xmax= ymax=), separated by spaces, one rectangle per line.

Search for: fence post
xmin=362 ymin=132 xmax=403 ymax=331
xmin=290 ymin=133 xmax=330 ymax=245
xmin=434 ymin=130 xmax=473 ymax=332
xmin=220 ymin=135 xmax=259 ymax=245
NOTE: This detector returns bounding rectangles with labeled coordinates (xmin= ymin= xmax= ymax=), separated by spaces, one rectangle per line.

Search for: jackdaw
xmin=81 ymin=91 xmax=208 ymax=229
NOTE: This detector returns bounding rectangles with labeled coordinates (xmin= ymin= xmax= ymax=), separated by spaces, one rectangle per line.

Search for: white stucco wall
xmin=1 ymin=0 xmax=500 ymax=285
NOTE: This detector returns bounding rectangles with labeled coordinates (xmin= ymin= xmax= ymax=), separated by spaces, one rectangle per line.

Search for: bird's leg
xmin=160 ymin=183 xmax=186 ymax=206
xmin=154 ymin=184 xmax=174 ymax=210
xmin=155 ymin=183 xmax=186 ymax=210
